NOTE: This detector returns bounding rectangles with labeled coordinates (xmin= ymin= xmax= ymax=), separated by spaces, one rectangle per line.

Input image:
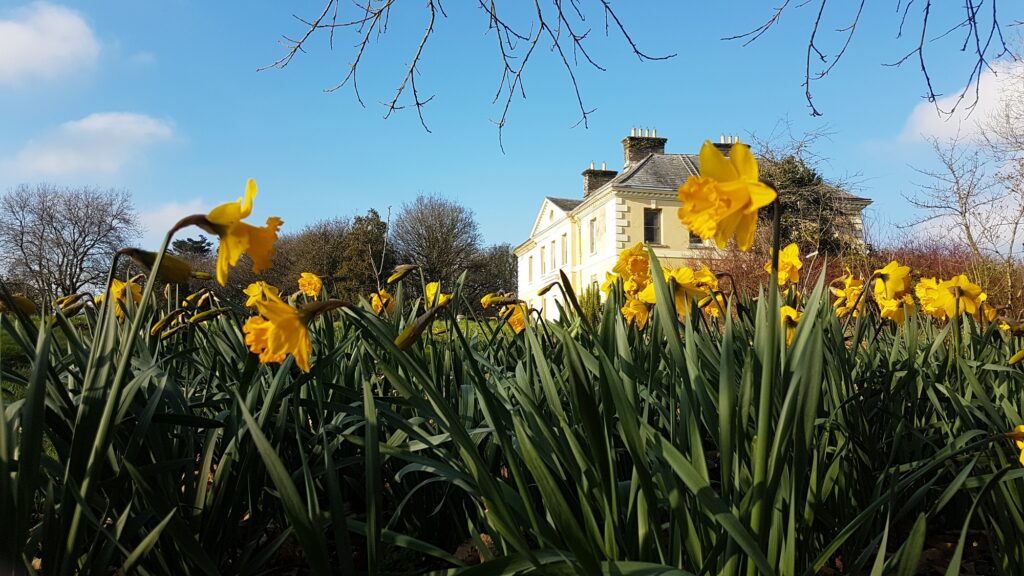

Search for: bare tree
xmin=905 ymin=133 xmax=1000 ymax=259
xmin=0 ymin=185 xmax=140 ymax=301
xmin=465 ymin=242 xmax=517 ymax=310
xmin=390 ymin=194 xmax=481 ymax=288
xmin=728 ymin=1 xmax=1018 ymax=116
xmin=906 ymin=131 xmax=1024 ymax=308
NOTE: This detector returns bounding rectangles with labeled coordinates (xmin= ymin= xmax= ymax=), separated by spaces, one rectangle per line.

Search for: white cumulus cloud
xmin=138 ymin=199 xmax=210 ymax=249
xmin=899 ymin=60 xmax=1023 ymax=143
xmin=0 ymin=2 xmax=100 ymax=86
xmin=7 ymin=112 xmax=175 ymax=177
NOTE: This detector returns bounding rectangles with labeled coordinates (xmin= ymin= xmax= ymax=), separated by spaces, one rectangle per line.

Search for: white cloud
xmin=899 ymin=60 xmax=1023 ymax=142
xmin=0 ymin=2 xmax=100 ymax=86
xmin=6 ymin=112 xmax=175 ymax=177
xmin=138 ymin=199 xmax=210 ymax=249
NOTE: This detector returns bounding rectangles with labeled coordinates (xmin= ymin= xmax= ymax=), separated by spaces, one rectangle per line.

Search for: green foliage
xmin=578 ymin=283 xmax=604 ymax=327
xmin=171 ymin=236 xmax=214 ymax=257
xmin=1 ymin=249 xmax=1023 ymax=575
xmin=759 ymin=155 xmax=861 ymax=256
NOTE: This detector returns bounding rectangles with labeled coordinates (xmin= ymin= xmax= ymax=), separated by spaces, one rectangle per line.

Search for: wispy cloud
xmin=0 ymin=2 xmax=100 ymax=86
xmin=138 ymin=198 xmax=210 ymax=249
xmin=899 ymin=60 xmax=1022 ymax=143
xmin=5 ymin=112 xmax=175 ymax=178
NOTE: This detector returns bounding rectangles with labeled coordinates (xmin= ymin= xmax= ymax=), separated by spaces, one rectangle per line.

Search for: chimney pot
xmin=621 ymin=130 xmax=668 ymax=166
xmin=601 ymin=161 xmax=606 ymax=170
xmin=652 ymin=128 xmax=657 ymax=137
xmin=630 ymin=127 xmax=636 ymax=137
xmin=582 ymin=163 xmax=618 ymax=197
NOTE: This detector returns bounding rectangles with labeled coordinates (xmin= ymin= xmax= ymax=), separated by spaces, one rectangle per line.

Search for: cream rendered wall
xmin=571 ymin=196 xmax=618 ymax=303
xmin=616 ymin=193 xmax=720 ymax=271
xmin=518 ymin=204 xmax=575 ymax=319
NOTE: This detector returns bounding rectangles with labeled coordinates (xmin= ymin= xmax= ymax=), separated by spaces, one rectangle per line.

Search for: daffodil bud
xmin=0 ymin=294 xmax=38 ymax=315
xmin=189 ymin=308 xmax=228 ymax=325
xmin=395 ymin=305 xmax=444 ymax=350
xmin=387 ymin=264 xmax=419 ymax=284
xmin=123 ymin=248 xmax=194 ymax=284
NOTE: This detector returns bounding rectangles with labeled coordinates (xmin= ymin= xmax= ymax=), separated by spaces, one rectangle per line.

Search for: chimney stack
xmin=712 ymin=133 xmax=741 ymax=156
xmin=622 ymin=126 xmax=667 ymax=167
xmin=582 ymin=161 xmax=618 ymax=197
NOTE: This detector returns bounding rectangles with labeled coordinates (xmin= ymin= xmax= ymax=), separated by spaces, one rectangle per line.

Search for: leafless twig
xmin=261 ymin=1 xmax=673 ymax=147
xmin=726 ymin=0 xmax=1017 ymax=117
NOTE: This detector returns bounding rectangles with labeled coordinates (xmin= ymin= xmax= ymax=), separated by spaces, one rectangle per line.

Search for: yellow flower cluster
xmin=916 ymin=274 xmax=994 ymax=322
xmin=826 ymin=261 xmax=1000 ymax=329
xmin=831 ymin=268 xmax=864 ymax=318
xmin=765 ymin=243 xmax=802 ymax=286
xmin=608 ymin=242 xmax=722 ymax=329
xmin=872 ymin=261 xmax=915 ymax=325
xmin=241 ymin=279 xmax=313 ymax=373
xmin=298 ymin=272 xmax=323 ymax=297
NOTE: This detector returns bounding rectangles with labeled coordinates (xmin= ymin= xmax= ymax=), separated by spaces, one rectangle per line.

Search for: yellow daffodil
xmin=623 ymin=277 xmax=647 ymax=299
xmin=1009 ymin=425 xmax=1024 ymax=466
xmin=873 ymin=261 xmax=911 ymax=301
xmin=480 ymin=292 xmax=504 ymax=309
xmin=976 ymin=302 xmax=997 ymax=323
xmin=765 ymin=243 xmax=802 ymax=285
xmin=0 ymin=294 xmax=37 ymax=316
xmin=878 ymin=293 xmax=915 ymax=326
xmin=934 ymin=274 xmax=985 ymax=318
xmin=204 ymin=179 xmax=283 ymax=286
xmin=242 ymin=298 xmax=311 ymax=373
xmin=371 ymin=290 xmax=395 ymax=314
xmin=914 ymin=277 xmax=946 ymax=320
xmin=694 ymin=264 xmax=719 ymax=292
xmin=502 ymin=303 xmax=528 ymax=334
xmin=601 ymin=272 xmax=619 ymax=295
xmin=243 ymin=281 xmax=282 ymax=308
xmin=831 ymin=269 xmax=864 ymax=318
xmin=613 ymin=243 xmax=652 ymax=286
xmin=780 ymin=305 xmax=802 ymax=345
xmin=669 ymin=267 xmax=710 ymax=316
xmin=424 ymin=282 xmax=452 ymax=308
xmin=1010 ymin=349 xmax=1024 ymax=366
xmin=634 ymin=267 xmax=707 ymax=319
xmin=621 ymin=297 xmax=650 ymax=329
xmin=1000 ymin=320 xmax=1024 ymax=335
xmin=677 ymin=141 xmax=777 ymax=251
xmin=702 ymin=292 xmax=727 ymax=318
xmin=97 ymin=279 xmax=142 ymax=321
xmin=297 ymin=272 xmax=323 ymax=297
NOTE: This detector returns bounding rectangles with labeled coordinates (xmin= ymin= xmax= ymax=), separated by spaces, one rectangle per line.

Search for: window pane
xmin=644 ymin=209 xmax=661 ymax=244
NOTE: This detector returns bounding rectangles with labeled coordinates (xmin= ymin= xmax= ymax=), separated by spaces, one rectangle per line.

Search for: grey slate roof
xmin=607 ymin=153 xmax=871 ymax=204
xmin=612 ymin=154 xmax=700 ymax=190
xmin=546 ymin=197 xmax=584 ymax=211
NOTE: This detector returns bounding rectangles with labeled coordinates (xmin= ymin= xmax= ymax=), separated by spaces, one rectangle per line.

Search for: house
xmin=513 ymin=129 xmax=872 ymax=318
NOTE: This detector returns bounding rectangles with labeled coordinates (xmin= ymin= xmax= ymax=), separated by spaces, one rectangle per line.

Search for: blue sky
xmin=0 ymin=1 xmax=1020 ymax=248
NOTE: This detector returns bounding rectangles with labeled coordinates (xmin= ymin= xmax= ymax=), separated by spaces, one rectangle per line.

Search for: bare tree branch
xmin=262 ymin=1 xmax=673 ymax=146
xmin=728 ymin=0 xmax=1017 ymax=117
